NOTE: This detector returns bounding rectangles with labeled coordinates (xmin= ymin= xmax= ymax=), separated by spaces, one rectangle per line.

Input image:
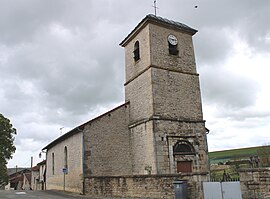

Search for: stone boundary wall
xmin=85 ymin=173 xmax=208 ymax=199
xmin=239 ymin=168 xmax=270 ymax=199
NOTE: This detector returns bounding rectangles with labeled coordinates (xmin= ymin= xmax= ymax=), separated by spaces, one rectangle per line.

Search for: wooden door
xmin=177 ymin=161 xmax=192 ymax=173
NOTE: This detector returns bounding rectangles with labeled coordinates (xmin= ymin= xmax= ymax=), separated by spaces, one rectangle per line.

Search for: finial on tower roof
xmin=152 ymin=0 xmax=158 ymax=16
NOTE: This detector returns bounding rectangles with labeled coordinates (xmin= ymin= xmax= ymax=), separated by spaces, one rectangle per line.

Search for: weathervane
xmin=152 ymin=0 xmax=158 ymax=16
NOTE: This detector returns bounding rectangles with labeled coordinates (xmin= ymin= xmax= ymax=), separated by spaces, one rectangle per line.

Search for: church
xmin=43 ymin=14 xmax=210 ymax=198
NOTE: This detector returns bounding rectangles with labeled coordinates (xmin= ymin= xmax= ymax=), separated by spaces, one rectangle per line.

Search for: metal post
xmin=63 ymin=172 xmax=65 ymax=191
xmin=30 ymin=156 xmax=33 ymax=188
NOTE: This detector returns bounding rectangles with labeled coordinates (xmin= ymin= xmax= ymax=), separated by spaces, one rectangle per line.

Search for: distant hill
xmin=209 ymin=146 xmax=263 ymax=165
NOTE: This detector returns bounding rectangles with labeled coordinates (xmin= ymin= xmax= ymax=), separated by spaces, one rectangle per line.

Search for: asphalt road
xmin=0 ymin=190 xmax=91 ymax=199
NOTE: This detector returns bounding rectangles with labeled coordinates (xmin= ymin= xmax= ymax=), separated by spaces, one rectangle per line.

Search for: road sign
xmin=62 ymin=168 xmax=68 ymax=174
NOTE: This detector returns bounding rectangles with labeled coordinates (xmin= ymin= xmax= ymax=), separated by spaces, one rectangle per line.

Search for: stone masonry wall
xmin=152 ymin=68 xmax=203 ymax=121
xmin=239 ymin=168 xmax=270 ymax=199
xmin=84 ymin=104 xmax=132 ymax=177
xmin=85 ymin=174 xmax=208 ymax=199
xmin=149 ymin=23 xmax=197 ymax=74
xmin=124 ymin=24 xmax=151 ymax=84
xmin=125 ymin=69 xmax=153 ymax=124
xmin=154 ymin=120 xmax=209 ymax=175
xmin=124 ymin=23 xmax=200 ymax=124
xmin=130 ymin=120 xmax=157 ymax=175
xmin=46 ymin=132 xmax=83 ymax=193
xmin=123 ymin=23 xmax=153 ymax=126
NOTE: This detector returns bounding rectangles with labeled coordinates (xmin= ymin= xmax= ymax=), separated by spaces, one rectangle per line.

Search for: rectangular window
xmin=168 ymin=43 xmax=179 ymax=55
xmin=177 ymin=161 xmax=192 ymax=173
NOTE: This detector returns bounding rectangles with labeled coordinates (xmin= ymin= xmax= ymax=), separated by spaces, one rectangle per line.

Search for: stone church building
xmin=43 ymin=14 xmax=210 ymax=198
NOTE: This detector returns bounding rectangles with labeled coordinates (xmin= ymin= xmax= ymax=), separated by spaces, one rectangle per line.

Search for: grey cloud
xmin=0 ymin=1 xmax=62 ymax=45
xmin=2 ymin=0 xmax=269 ymax=166
xmin=194 ymin=27 xmax=232 ymax=65
xmin=161 ymin=0 xmax=270 ymax=64
xmin=200 ymin=67 xmax=259 ymax=109
xmin=1 ymin=15 xmax=126 ymax=118
xmin=217 ymin=109 xmax=270 ymax=122
xmin=235 ymin=13 xmax=270 ymax=54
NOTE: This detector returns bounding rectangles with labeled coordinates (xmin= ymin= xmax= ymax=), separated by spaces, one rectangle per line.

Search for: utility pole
xmin=31 ymin=156 xmax=33 ymax=169
xmin=30 ymin=156 xmax=33 ymax=187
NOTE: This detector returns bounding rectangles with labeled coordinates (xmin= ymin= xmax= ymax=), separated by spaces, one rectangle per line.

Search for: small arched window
xmin=64 ymin=146 xmax=68 ymax=169
xmin=133 ymin=41 xmax=140 ymax=61
xmin=173 ymin=141 xmax=195 ymax=155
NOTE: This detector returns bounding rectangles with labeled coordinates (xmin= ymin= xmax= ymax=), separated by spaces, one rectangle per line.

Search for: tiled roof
xmin=32 ymin=165 xmax=40 ymax=171
xmin=120 ymin=14 xmax=197 ymax=46
xmin=146 ymin=14 xmax=197 ymax=33
xmin=10 ymin=174 xmax=24 ymax=183
xmin=37 ymin=159 xmax=46 ymax=166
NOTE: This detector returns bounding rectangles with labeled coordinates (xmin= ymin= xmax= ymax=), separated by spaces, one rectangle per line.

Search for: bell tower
xmin=120 ymin=15 xmax=209 ymax=178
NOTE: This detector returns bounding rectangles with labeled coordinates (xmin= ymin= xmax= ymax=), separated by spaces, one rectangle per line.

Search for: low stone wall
xmin=85 ymin=173 xmax=208 ymax=199
xmin=239 ymin=168 xmax=270 ymax=199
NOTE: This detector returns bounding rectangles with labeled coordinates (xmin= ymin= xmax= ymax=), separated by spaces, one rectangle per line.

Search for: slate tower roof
xmin=120 ymin=14 xmax=197 ymax=47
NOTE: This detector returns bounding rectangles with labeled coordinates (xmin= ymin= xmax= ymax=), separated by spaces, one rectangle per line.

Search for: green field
xmin=209 ymin=145 xmax=270 ymax=180
xmin=209 ymin=146 xmax=263 ymax=164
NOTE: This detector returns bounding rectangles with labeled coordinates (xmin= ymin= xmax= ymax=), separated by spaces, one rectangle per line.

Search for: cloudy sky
xmin=1 ymin=0 xmax=269 ymax=168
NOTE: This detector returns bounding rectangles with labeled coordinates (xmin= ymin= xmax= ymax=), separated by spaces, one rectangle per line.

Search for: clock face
xmin=168 ymin=34 xmax=178 ymax=45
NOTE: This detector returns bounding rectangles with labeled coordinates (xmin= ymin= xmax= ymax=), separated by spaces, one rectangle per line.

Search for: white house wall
xmin=46 ymin=132 xmax=83 ymax=193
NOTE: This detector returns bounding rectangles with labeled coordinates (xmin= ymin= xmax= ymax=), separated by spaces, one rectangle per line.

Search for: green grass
xmin=209 ymin=145 xmax=270 ymax=180
xmin=209 ymin=146 xmax=263 ymax=164
xmin=211 ymin=166 xmax=240 ymax=181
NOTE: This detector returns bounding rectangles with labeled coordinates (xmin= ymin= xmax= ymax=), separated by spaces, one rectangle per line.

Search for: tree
xmin=0 ymin=113 xmax=17 ymax=184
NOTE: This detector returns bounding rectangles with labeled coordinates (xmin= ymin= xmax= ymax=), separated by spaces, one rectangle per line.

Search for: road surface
xmin=0 ymin=190 xmax=91 ymax=199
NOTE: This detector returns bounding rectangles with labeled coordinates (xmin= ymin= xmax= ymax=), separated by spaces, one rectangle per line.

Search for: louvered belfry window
xmin=133 ymin=41 xmax=140 ymax=61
